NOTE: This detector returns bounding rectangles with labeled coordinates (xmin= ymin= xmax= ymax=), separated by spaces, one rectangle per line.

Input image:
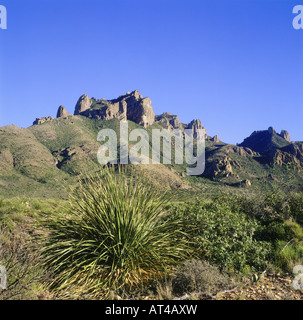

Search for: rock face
xmin=155 ymin=114 xmax=208 ymax=139
xmin=74 ymin=94 xmax=93 ymax=115
xmin=279 ymin=130 xmax=291 ymax=142
xmin=220 ymin=145 xmax=259 ymax=157
xmin=155 ymin=113 xmax=185 ymax=132
xmin=204 ymin=155 xmax=240 ymax=179
xmin=56 ymin=105 xmax=72 ymax=118
xmin=74 ymin=90 xmax=154 ymax=127
xmin=81 ymin=100 xmax=127 ymax=121
xmin=32 ymin=90 xmax=216 ymax=138
xmin=268 ymin=142 xmax=303 ymax=167
xmin=209 ymin=135 xmax=220 ymax=143
xmin=186 ymin=119 xmax=207 ymax=139
xmin=125 ymin=94 xmax=155 ymax=127
xmin=33 ymin=116 xmax=54 ymax=125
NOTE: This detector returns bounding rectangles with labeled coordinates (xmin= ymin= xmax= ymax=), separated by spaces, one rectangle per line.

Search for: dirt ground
xmin=216 ymin=273 xmax=303 ymax=300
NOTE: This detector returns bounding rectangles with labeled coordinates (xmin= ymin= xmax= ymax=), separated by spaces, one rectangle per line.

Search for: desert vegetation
xmin=0 ymin=166 xmax=303 ymax=300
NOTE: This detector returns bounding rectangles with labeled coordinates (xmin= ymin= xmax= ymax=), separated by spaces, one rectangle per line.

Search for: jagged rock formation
xmin=204 ymin=155 xmax=240 ymax=179
xmin=155 ymin=113 xmax=208 ymax=139
xmin=57 ymin=105 xmax=72 ymax=118
xmin=74 ymin=90 xmax=154 ymax=128
xmin=220 ymin=145 xmax=259 ymax=157
xmin=74 ymin=94 xmax=93 ymax=115
xmin=268 ymin=142 xmax=303 ymax=167
xmin=155 ymin=113 xmax=185 ymax=132
xmin=239 ymin=127 xmax=291 ymax=154
xmin=33 ymin=116 xmax=54 ymax=125
xmin=32 ymin=90 xmax=218 ymax=140
xmin=279 ymin=130 xmax=291 ymax=142
xmin=209 ymin=135 xmax=220 ymax=143
xmin=186 ymin=119 xmax=207 ymax=139
xmin=80 ymin=99 xmax=127 ymax=122
xmin=125 ymin=95 xmax=154 ymax=127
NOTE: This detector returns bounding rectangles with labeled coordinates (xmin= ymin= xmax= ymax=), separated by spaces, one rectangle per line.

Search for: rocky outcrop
xmin=32 ymin=90 xmax=216 ymax=138
xmin=74 ymin=90 xmax=154 ymax=127
xmin=239 ymin=127 xmax=291 ymax=154
xmin=155 ymin=114 xmax=208 ymax=139
xmin=155 ymin=113 xmax=185 ymax=132
xmin=126 ymin=96 xmax=155 ymax=127
xmin=220 ymin=145 xmax=259 ymax=157
xmin=186 ymin=119 xmax=207 ymax=139
xmin=209 ymin=135 xmax=220 ymax=143
xmin=56 ymin=105 xmax=72 ymax=118
xmin=74 ymin=94 xmax=93 ymax=115
xmin=81 ymin=100 xmax=127 ymax=121
xmin=204 ymin=155 xmax=240 ymax=179
xmin=33 ymin=116 xmax=54 ymax=125
xmin=268 ymin=142 xmax=303 ymax=167
xmin=279 ymin=130 xmax=291 ymax=142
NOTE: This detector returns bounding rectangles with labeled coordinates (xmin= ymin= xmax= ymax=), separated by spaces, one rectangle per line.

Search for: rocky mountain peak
xmin=279 ymin=130 xmax=291 ymax=142
xmin=57 ymin=105 xmax=72 ymax=118
xmin=32 ymin=91 xmax=219 ymax=139
xmin=74 ymin=90 xmax=154 ymax=128
xmin=240 ymin=127 xmax=291 ymax=154
xmin=74 ymin=94 xmax=93 ymax=115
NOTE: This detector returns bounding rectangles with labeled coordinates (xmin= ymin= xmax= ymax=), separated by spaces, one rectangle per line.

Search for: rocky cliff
xmin=32 ymin=90 xmax=214 ymax=140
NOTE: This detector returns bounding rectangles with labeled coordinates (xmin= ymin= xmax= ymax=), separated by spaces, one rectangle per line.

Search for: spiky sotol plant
xmin=41 ymin=165 xmax=190 ymax=298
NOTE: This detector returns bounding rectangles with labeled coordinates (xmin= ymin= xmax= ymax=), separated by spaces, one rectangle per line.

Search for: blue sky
xmin=0 ymin=0 xmax=302 ymax=144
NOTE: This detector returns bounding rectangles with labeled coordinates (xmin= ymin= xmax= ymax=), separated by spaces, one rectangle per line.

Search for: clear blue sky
xmin=0 ymin=0 xmax=302 ymax=144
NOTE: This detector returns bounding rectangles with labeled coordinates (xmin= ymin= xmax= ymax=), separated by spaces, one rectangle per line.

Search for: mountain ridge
xmin=0 ymin=90 xmax=302 ymax=198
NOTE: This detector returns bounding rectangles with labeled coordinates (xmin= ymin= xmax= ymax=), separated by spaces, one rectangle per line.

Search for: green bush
xmin=40 ymin=166 xmax=190 ymax=298
xmin=167 ymin=199 xmax=271 ymax=273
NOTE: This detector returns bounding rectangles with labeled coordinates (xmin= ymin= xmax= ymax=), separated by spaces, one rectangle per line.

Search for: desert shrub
xmin=40 ymin=166 xmax=190 ymax=298
xmin=209 ymin=192 xmax=303 ymax=273
xmin=0 ymin=227 xmax=46 ymax=300
xmin=172 ymin=259 xmax=230 ymax=297
xmin=167 ymin=199 xmax=271 ymax=273
xmin=272 ymin=240 xmax=303 ymax=273
xmin=258 ymin=220 xmax=303 ymax=243
xmin=288 ymin=193 xmax=303 ymax=226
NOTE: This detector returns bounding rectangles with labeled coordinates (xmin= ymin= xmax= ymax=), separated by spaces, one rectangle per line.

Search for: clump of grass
xmin=40 ymin=165 xmax=190 ymax=298
xmin=273 ymin=240 xmax=303 ymax=273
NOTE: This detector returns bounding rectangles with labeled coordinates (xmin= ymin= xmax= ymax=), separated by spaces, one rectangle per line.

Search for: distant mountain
xmin=239 ymin=127 xmax=291 ymax=154
xmin=0 ymin=90 xmax=302 ymax=198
